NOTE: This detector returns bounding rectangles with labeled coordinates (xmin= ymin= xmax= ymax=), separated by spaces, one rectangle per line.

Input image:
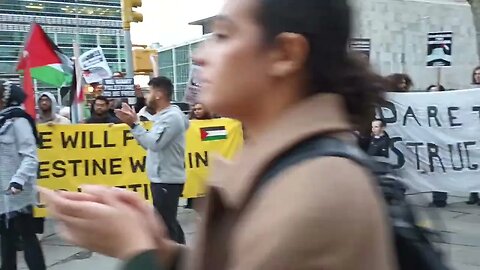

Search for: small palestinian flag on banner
xmin=200 ymin=126 xmax=228 ymax=141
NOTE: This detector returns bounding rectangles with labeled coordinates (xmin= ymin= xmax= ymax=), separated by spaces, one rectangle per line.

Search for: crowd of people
xmin=1 ymin=0 xmax=479 ymax=269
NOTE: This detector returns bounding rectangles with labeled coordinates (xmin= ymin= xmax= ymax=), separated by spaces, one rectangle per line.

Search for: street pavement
xmin=15 ymin=196 xmax=480 ymax=270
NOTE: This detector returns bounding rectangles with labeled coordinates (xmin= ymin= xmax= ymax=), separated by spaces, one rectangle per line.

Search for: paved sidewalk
xmin=15 ymin=196 xmax=480 ymax=270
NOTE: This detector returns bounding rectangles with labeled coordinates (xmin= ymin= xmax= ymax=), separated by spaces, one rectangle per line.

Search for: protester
xmin=108 ymin=98 xmax=123 ymax=122
xmin=137 ymin=100 xmax=156 ymax=121
xmin=189 ymin=103 xmax=212 ymax=120
xmin=186 ymin=103 xmax=213 ymax=210
xmin=37 ymin=92 xmax=70 ymax=124
xmin=134 ymin=84 xmax=147 ymax=113
xmin=431 ymin=191 xmax=448 ymax=208
xmin=40 ymin=0 xmax=397 ymax=269
xmin=117 ymin=76 xmax=189 ymax=244
xmin=110 ymin=98 xmax=123 ymax=112
xmin=425 ymin=84 xmax=448 ymax=207
xmin=112 ymin=71 xmax=125 ymax=78
xmin=467 ymin=192 xmax=479 ymax=205
xmin=85 ymin=96 xmax=120 ymax=124
xmin=387 ymin=73 xmax=413 ymax=92
xmin=426 ymin=84 xmax=446 ymax=92
xmin=36 ymin=94 xmax=70 ymax=240
xmin=472 ymin=66 xmax=480 ymax=85
xmin=58 ymin=107 xmax=70 ymax=120
xmin=354 ymin=130 xmax=371 ymax=152
xmin=0 ymin=81 xmax=46 ymax=270
xmin=367 ymin=119 xmax=390 ymax=158
xmin=135 ymin=86 xmax=156 ymax=121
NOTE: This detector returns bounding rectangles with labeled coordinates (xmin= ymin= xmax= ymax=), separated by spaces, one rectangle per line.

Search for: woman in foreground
xmin=41 ymin=0 xmax=397 ymax=269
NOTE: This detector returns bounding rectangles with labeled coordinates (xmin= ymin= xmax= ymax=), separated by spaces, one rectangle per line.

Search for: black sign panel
xmin=102 ymin=78 xmax=135 ymax=98
xmin=349 ymin=38 xmax=371 ymax=61
xmin=427 ymin=31 xmax=453 ymax=67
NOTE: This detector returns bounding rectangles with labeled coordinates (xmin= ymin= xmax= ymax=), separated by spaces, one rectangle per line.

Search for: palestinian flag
xmin=200 ymin=126 xmax=228 ymax=141
xmin=17 ymin=23 xmax=73 ymax=87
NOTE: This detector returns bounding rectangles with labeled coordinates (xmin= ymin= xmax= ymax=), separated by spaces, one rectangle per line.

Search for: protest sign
xmin=35 ymin=118 xmax=243 ymax=217
xmin=378 ymin=89 xmax=480 ymax=194
xmin=102 ymin=78 xmax=135 ymax=98
xmin=184 ymin=64 xmax=201 ymax=105
xmin=79 ymin=47 xmax=112 ymax=83
xmin=349 ymin=38 xmax=371 ymax=61
xmin=427 ymin=31 xmax=453 ymax=67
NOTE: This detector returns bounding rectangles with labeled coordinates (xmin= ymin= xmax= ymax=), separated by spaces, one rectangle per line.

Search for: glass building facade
xmin=0 ymin=0 xmax=125 ymax=87
xmin=158 ymin=36 xmax=206 ymax=101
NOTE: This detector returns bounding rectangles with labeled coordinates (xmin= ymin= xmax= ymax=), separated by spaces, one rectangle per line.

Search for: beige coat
xmin=188 ymin=94 xmax=397 ymax=270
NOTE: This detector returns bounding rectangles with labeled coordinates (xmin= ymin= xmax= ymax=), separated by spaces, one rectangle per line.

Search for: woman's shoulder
xmin=257 ymin=156 xmax=384 ymax=212
xmin=237 ymin=157 xmax=395 ymax=268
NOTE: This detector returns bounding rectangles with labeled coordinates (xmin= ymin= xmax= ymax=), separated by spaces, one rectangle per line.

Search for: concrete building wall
xmin=165 ymin=0 xmax=477 ymax=92
xmin=351 ymin=0 xmax=477 ymax=89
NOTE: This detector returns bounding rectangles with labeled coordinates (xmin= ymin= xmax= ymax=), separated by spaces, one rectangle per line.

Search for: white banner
xmin=79 ymin=47 xmax=112 ymax=84
xmin=379 ymin=89 xmax=480 ymax=194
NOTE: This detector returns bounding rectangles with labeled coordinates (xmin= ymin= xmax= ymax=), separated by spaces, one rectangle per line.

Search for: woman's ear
xmin=267 ymin=33 xmax=310 ymax=78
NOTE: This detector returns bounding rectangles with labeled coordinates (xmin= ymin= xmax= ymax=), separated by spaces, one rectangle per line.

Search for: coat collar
xmin=209 ymin=93 xmax=353 ymax=208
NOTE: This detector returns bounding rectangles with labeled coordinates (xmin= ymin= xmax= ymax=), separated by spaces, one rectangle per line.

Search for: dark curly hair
xmin=257 ymin=0 xmax=387 ymax=130
xmin=426 ymin=84 xmax=445 ymax=91
xmin=386 ymin=73 xmax=413 ymax=92
xmin=472 ymin=66 xmax=480 ymax=85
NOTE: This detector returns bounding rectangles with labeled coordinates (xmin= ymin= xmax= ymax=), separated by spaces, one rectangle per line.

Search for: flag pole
xmin=69 ymin=0 xmax=84 ymax=123
xmin=33 ymin=78 xmax=38 ymax=107
xmin=72 ymin=42 xmax=83 ymax=123
xmin=57 ymin=88 xmax=62 ymax=106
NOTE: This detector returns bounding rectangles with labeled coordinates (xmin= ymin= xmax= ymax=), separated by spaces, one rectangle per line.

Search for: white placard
xmin=184 ymin=64 xmax=201 ymax=105
xmin=78 ymin=47 xmax=113 ymax=84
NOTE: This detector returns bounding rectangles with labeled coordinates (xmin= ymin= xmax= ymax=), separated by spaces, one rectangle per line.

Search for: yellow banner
xmin=35 ymin=118 xmax=243 ymax=217
xmin=183 ymin=119 xmax=244 ymax=198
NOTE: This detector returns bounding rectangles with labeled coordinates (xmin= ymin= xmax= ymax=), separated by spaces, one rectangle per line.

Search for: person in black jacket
xmin=367 ymin=119 xmax=390 ymax=158
xmin=84 ymin=96 xmax=121 ymax=124
xmin=134 ymin=84 xmax=146 ymax=113
xmin=426 ymin=85 xmax=449 ymax=207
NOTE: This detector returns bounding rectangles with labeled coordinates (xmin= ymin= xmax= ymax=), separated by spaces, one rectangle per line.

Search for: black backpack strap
xmin=256 ymin=136 xmax=450 ymax=270
xmin=258 ymin=136 xmax=383 ymax=189
xmin=257 ymin=136 xmax=406 ymax=206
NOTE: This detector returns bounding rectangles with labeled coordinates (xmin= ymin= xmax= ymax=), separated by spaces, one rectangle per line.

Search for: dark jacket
xmin=367 ymin=133 xmax=390 ymax=158
xmin=135 ymin=97 xmax=146 ymax=113
xmin=85 ymin=114 xmax=121 ymax=124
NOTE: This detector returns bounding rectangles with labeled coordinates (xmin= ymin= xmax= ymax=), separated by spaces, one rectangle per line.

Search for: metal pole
xmin=57 ymin=88 xmax=62 ymax=106
xmin=401 ymin=30 xmax=406 ymax=73
xmin=73 ymin=42 xmax=83 ymax=123
xmin=116 ymin=30 xmax=121 ymax=71
xmin=124 ymin=29 xmax=134 ymax=77
xmin=33 ymin=79 xmax=38 ymax=96
xmin=172 ymin=47 xmax=177 ymax=100
xmin=437 ymin=67 xmax=442 ymax=86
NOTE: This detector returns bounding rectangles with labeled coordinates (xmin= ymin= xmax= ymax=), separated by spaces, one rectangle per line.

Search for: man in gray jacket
xmin=115 ymin=76 xmax=189 ymax=244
